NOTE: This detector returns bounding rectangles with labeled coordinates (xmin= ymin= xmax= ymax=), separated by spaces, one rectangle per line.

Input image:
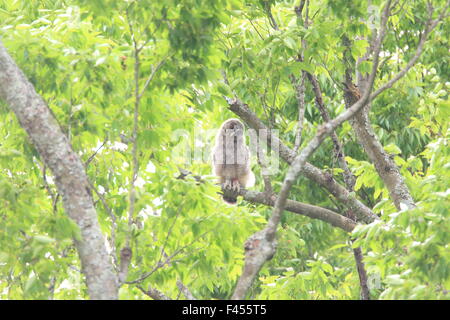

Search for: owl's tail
xmin=222 ymin=188 xmax=238 ymax=205
xmin=222 ymin=195 xmax=237 ymax=205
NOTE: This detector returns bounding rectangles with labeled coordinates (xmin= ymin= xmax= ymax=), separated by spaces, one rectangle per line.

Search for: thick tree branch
xmin=307 ymin=74 xmax=371 ymax=299
xmin=344 ymin=1 xmax=448 ymax=211
xmin=231 ymin=188 xmax=357 ymax=300
xmin=230 ymin=0 xmax=392 ymax=300
xmin=177 ymin=280 xmax=197 ymax=300
xmin=307 ymin=34 xmax=373 ymax=300
xmin=89 ymin=180 xmax=119 ymax=269
xmin=0 ymin=42 xmax=118 ymax=299
xmin=138 ymin=285 xmax=171 ymax=300
xmin=270 ymin=0 xmax=391 ymax=237
xmin=177 ymin=170 xmax=356 ymax=232
xmin=301 ymin=1 xmax=369 ymax=299
xmin=239 ymin=189 xmax=356 ymax=232
xmin=226 ymin=97 xmax=377 ymax=223
xmin=306 ymin=73 xmax=356 ymax=190
xmin=353 ymin=246 xmax=370 ymax=299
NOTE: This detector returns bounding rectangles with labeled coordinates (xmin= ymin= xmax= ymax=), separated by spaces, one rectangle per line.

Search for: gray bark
xmin=240 ymin=189 xmax=356 ymax=232
xmin=345 ymin=1 xmax=449 ymax=211
xmin=0 ymin=42 xmax=118 ymax=299
xmin=346 ymin=88 xmax=415 ymax=211
xmin=227 ymin=98 xmax=378 ymax=223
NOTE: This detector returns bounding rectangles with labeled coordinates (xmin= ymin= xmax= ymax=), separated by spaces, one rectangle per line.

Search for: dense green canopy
xmin=0 ymin=0 xmax=448 ymax=300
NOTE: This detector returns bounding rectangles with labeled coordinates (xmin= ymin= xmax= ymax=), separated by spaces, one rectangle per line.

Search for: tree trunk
xmin=0 ymin=42 xmax=118 ymax=299
xmin=343 ymin=79 xmax=415 ymax=211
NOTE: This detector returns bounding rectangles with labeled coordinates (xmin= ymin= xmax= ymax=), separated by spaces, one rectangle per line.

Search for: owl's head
xmin=221 ymin=118 xmax=244 ymax=136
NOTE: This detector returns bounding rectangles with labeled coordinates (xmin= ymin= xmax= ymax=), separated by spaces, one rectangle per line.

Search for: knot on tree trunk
xmin=244 ymin=229 xmax=277 ymax=262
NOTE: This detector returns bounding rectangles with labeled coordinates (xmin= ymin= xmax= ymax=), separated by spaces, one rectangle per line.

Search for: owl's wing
xmin=236 ymin=146 xmax=255 ymax=188
xmin=212 ymin=144 xmax=225 ymax=178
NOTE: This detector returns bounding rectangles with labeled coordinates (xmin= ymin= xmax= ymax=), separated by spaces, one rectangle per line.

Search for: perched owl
xmin=212 ymin=118 xmax=255 ymax=204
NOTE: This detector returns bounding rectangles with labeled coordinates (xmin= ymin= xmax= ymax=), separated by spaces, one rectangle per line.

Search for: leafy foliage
xmin=0 ymin=0 xmax=448 ymax=299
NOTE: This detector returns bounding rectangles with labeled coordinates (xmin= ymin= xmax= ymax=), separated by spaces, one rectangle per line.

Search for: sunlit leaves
xmin=0 ymin=0 xmax=448 ymax=300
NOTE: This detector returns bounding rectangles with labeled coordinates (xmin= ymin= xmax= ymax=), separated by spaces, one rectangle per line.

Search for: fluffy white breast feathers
xmin=212 ymin=118 xmax=255 ymax=204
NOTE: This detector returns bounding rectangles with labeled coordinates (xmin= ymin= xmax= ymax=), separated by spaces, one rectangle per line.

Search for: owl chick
xmin=212 ymin=118 xmax=255 ymax=204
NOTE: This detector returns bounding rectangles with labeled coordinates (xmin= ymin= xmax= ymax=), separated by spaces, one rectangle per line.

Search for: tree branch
xmin=291 ymin=73 xmax=307 ymax=153
xmin=353 ymin=246 xmax=370 ymax=300
xmin=344 ymin=1 xmax=447 ymax=211
xmin=84 ymin=138 xmax=107 ymax=167
xmin=231 ymin=187 xmax=356 ymax=300
xmin=230 ymin=0 xmax=392 ymax=300
xmin=369 ymin=0 xmax=449 ymax=102
xmin=306 ymin=73 xmax=356 ymax=190
xmin=88 ymin=180 xmax=119 ymax=270
xmin=138 ymin=285 xmax=171 ymax=300
xmin=177 ymin=280 xmax=197 ymax=300
xmin=225 ymin=97 xmax=378 ymax=223
xmin=177 ymin=170 xmax=356 ymax=232
xmin=119 ymin=247 xmax=132 ymax=284
xmin=0 ymin=42 xmax=118 ymax=299
xmin=265 ymin=2 xmax=279 ymax=31
xmin=138 ymin=57 xmax=168 ymax=99
xmin=126 ymin=231 xmax=210 ymax=285
xmin=269 ymin=0 xmax=391 ymax=235
xmin=239 ymin=189 xmax=356 ymax=232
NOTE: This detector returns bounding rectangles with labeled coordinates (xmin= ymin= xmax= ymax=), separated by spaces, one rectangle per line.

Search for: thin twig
xmin=156 ymin=209 xmax=181 ymax=267
xmin=247 ymin=17 xmax=265 ymax=41
xmin=84 ymin=138 xmax=107 ymax=167
xmin=370 ymin=1 xmax=449 ymax=101
xmin=126 ymin=231 xmax=210 ymax=285
xmin=291 ymin=73 xmax=306 ymax=153
xmin=138 ymin=57 xmax=168 ymax=99
xmin=125 ymin=5 xmax=141 ymax=252
xmin=306 ymin=73 xmax=355 ymax=189
xmin=265 ymin=2 xmax=279 ymax=30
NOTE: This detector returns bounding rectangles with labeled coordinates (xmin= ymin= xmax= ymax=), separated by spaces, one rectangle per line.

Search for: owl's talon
xmin=213 ymin=119 xmax=254 ymax=204
xmin=223 ymin=180 xmax=232 ymax=191
xmin=232 ymin=179 xmax=240 ymax=192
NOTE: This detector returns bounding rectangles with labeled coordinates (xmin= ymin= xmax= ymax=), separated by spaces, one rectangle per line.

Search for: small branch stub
xmin=231 ymin=229 xmax=276 ymax=300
